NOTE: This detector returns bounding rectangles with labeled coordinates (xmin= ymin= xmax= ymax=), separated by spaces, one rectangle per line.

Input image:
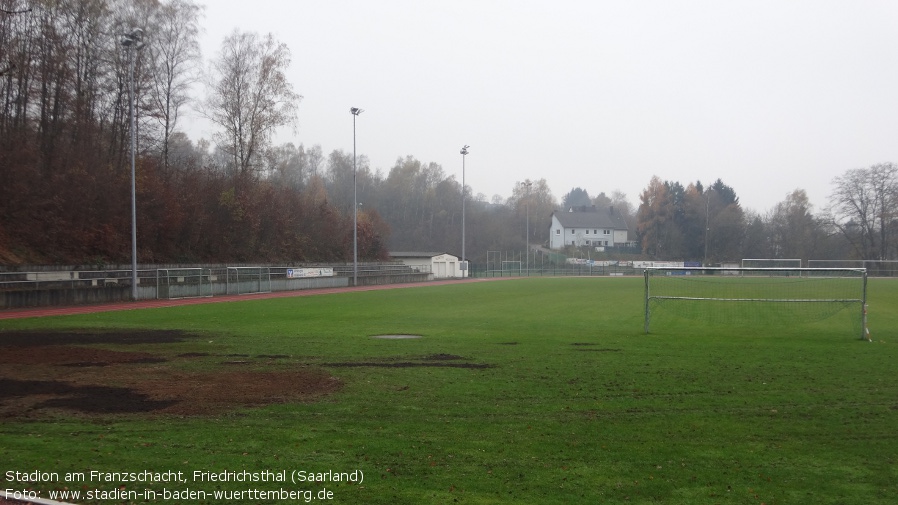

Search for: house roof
xmin=390 ymin=252 xmax=455 ymax=259
xmin=552 ymin=207 xmax=628 ymax=230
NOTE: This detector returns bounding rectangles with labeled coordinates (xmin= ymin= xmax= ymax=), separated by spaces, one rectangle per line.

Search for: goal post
xmin=226 ymin=267 xmax=272 ymax=295
xmin=808 ymin=259 xmax=898 ymax=277
xmin=644 ymin=267 xmax=868 ymax=339
xmin=156 ymin=268 xmax=212 ymax=300
xmin=741 ymin=258 xmax=802 ymax=269
xmin=501 ymin=261 xmax=522 ymax=276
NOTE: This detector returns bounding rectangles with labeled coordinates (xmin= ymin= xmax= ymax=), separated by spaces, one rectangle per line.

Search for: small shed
xmin=390 ymin=252 xmax=466 ymax=279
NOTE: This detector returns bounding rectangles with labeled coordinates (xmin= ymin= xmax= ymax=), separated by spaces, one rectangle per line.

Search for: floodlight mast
xmin=460 ymin=145 xmax=469 ymax=274
xmin=521 ymin=180 xmax=533 ymax=276
xmin=351 ymin=107 xmax=364 ymax=286
xmin=121 ymin=28 xmax=145 ymax=300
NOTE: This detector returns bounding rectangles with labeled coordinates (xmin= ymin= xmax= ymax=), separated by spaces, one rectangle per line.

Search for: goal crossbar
xmin=643 ymin=267 xmax=868 ymax=338
xmin=156 ymin=268 xmax=213 ymax=300
xmin=647 ymin=266 xmax=866 ymax=274
xmin=654 ymin=297 xmax=862 ymax=303
xmin=226 ymin=266 xmax=272 ymax=295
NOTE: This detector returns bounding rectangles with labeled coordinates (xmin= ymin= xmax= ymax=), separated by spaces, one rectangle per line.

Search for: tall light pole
xmin=704 ymin=190 xmax=710 ymax=266
xmin=460 ymin=145 xmax=469 ymax=275
xmin=522 ymin=180 xmax=532 ymax=276
xmin=351 ymin=107 xmax=363 ymax=286
xmin=121 ymin=28 xmax=144 ymax=301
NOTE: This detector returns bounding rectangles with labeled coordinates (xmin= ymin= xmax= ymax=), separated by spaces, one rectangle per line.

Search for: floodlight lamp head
xmin=460 ymin=145 xmax=469 ymax=155
xmin=350 ymin=107 xmax=363 ymax=115
xmin=121 ymin=28 xmax=146 ymax=49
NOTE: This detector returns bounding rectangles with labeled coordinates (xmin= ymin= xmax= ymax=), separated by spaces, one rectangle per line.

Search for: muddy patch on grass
xmin=424 ymin=353 xmax=466 ymax=361
xmin=0 ymin=329 xmax=342 ymax=419
xmin=0 ymin=329 xmax=196 ymax=347
xmin=0 ymin=379 xmax=177 ymax=413
xmin=325 ymin=361 xmax=494 ymax=369
xmin=325 ymin=354 xmax=494 ymax=369
xmin=570 ymin=343 xmax=622 ymax=352
xmin=0 ymin=345 xmax=166 ymax=365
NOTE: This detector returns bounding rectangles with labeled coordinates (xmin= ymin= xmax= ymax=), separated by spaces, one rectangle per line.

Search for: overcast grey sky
xmin=188 ymin=0 xmax=898 ymax=213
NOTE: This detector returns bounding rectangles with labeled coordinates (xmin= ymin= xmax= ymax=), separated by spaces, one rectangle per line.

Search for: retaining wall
xmin=0 ymin=272 xmax=434 ymax=310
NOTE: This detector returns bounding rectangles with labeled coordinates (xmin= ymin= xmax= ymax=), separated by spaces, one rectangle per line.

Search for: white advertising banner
xmin=287 ymin=267 xmax=334 ymax=279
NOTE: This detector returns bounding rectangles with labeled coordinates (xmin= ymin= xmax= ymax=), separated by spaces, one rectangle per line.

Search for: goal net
xmin=644 ymin=267 xmax=868 ymax=338
xmin=226 ymin=267 xmax=272 ymax=295
xmin=808 ymin=259 xmax=898 ymax=277
xmin=156 ymin=268 xmax=212 ymax=300
xmin=501 ymin=261 xmax=522 ymax=276
xmin=741 ymin=258 xmax=802 ymax=269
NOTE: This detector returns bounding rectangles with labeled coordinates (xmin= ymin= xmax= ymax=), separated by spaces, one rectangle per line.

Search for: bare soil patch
xmin=424 ymin=353 xmax=466 ymax=360
xmin=324 ymin=353 xmax=493 ymax=369
xmin=0 ymin=329 xmax=192 ymax=346
xmin=0 ymin=329 xmax=342 ymax=419
xmin=570 ymin=343 xmax=622 ymax=352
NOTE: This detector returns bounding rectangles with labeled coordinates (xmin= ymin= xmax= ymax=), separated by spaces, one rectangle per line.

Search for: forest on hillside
xmin=2 ymin=1 xmax=895 ymax=267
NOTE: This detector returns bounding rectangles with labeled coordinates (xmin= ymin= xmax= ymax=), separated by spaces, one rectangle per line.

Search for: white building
xmin=390 ymin=252 xmax=466 ymax=278
xmin=549 ymin=206 xmax=630 ymax=250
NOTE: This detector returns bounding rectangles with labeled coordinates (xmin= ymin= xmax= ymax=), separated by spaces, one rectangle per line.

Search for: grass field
xmin=1 ymin=277 xmax=897 ymax=504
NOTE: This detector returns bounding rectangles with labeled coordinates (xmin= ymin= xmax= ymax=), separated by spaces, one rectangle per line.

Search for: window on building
xmin=555 ymin=229 xmax=560 ymax=235
xmin=585 ymin=230 xmax=590 ymax=234
xmin=604 ymin=229 xmax=610 ymax=235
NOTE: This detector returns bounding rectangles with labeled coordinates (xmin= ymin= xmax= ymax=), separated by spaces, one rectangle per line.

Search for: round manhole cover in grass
xmin=371 ymin=334 xmax=422 ymax=339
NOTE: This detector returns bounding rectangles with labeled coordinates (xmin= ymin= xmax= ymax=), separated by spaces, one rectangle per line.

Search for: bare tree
xmin=509 ymin=178 xmax=555 ymax=246
xmin=147 ymin=0 xmax=202 ymax=178
xmin=827 ymin=162 xmax=898 ymax=260
xmin=204 ymin=29 xmax=301 ymax=178
xmin=768 ymin=189 xmax=819 ymax=260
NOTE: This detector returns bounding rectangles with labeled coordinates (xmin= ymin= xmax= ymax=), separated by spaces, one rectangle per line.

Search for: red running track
xmin=0 ymin=278 xmax=509 ymax=321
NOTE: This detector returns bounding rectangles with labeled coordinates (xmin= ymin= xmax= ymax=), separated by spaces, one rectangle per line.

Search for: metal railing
xmin=0 ymin=269 xmax=157 ymax=291
xmin=0 ymin=262 xmax=435 ymax=308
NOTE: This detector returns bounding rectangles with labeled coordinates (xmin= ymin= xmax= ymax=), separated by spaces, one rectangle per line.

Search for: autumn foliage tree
xmin=637 ymin=177 xmax=745 ymax=262
xmin=0 ymin=0 xmax=387 ymax=266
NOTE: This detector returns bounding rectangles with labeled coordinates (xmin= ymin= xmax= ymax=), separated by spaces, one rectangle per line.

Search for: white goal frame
xmin=156 ymin=268 xmax=213 ymax=300
xmin=501 ymin=261 xmax=522 ymax=276
xmin=808 ymin=259 xmax=898 ymax=277
xmin=226 ymin=267 xmax=272 ymax=295
xmin=644 ymin=267 xmax=868 ymax=339
xmin=741 ymin=258 xmax=802 ymax=269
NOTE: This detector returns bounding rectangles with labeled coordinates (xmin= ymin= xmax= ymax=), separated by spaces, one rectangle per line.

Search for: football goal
xmin=226 ymin=267 xmax=272 ymax=295
xmin=501 ymin=261 xmax=522 ymax=276
xmin=156 ymin=268 xmax=212 ymax=300
xmin=741 ymin=258 xmax=802 ymax=269
xmin=643 ymin=267 xmax=868 ymax=339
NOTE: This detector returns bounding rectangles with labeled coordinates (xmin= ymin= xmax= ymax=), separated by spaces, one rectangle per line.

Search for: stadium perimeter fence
xmin=473 ymin=258 xmax=898 ymax=278
xmin=0 ymin=262 xmax=433 ymax=308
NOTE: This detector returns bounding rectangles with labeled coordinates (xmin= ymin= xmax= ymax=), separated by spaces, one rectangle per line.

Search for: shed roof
xmin=390 ymin=252 xmax=455 ymax=259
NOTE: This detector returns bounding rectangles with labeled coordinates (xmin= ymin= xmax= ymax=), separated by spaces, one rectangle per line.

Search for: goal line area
xmin=156 ymin=268 xmax=213 ymax=300
xmin=226 ymin=267 xmax=272 ymax=295
xmin=643 ymin=267 xmax=868 ymax=339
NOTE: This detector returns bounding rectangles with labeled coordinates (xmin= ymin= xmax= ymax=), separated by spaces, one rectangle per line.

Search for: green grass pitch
xmin=1 ymin=277 xmax=897 ymax=504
